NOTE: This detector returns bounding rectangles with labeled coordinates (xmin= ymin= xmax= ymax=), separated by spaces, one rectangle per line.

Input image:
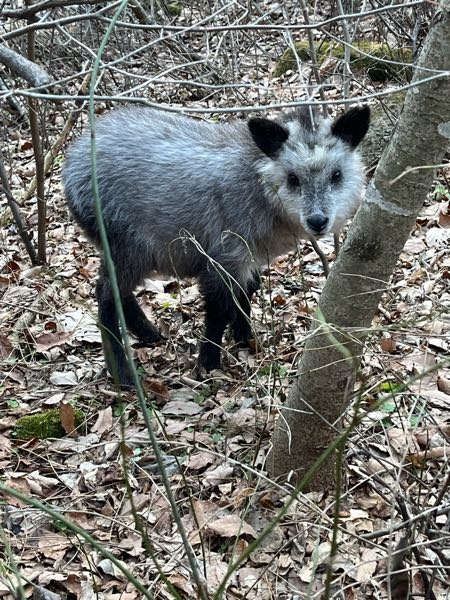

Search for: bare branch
xmin=0 ymin=43 xmax=53 ymax=88
xmin=1 ymin=0 xmax=108 ymax=20
xmin=0 ymin=157 xmax=38 ymax=265
xmin=6 ymin=71 xmax=448 ymax=113
xmin=19 ymin=73 xmax=91 ymax=205
xmin=0 ymin=1 xmax=428 ymax=42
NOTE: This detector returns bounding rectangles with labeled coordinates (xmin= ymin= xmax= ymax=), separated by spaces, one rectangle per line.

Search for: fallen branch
xmin=409 ymin=447 xmax=448 ymax=462
xmin=0 ymin=43 xmax=53 ymax=88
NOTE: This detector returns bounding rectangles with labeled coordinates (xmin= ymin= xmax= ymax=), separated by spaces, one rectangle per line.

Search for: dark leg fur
xmin=123 ymin=295 xmax=161 ymax=345
xmin=96 ymin=272 xmax=161 ymax=388
xmin=231 ymin=273 xmax=260 ymax=344
xmin=198 ymin=271 xmax=239 ymax=370
xmin=198 ymin=270 xmax=260 ymax=371
xmin=96 ymin=274 xmax=133 ymax=387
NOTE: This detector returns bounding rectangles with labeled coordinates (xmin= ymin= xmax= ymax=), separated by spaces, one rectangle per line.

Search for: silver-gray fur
xmin=63 ymin=105 xmax=370 ymax=386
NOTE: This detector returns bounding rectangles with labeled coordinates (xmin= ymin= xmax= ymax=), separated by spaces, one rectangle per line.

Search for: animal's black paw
xmin=198 ymin=343 xmax=222 ymax=372
xmin=135 ymin=330 xmax=163 ymax=347
xmin=231 ymin=321 xmax=252 ymax=345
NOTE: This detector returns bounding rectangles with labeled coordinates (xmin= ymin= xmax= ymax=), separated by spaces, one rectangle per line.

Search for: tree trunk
xmin=269 ymin=0 xmax=450 ymax=490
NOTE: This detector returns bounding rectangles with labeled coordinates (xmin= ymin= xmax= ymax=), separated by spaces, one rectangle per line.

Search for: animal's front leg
xmin=198 ymin=269 xmax=239 ymax=371
xmin=231 ymin=272 xmax=260 ymax=345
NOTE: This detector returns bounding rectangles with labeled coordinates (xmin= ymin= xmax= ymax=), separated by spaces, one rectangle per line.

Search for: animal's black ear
xmin=331 ymin=105 xmax=370 ymax=149
xmin=248 ymin=118 xmax=289 ymax=158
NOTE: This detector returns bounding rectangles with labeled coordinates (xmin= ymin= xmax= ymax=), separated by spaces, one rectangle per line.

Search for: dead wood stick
xmin=19 ymin=73 xmax=91 ymax=205
xmin=0 ymin=155 xmax=38 ymax=264
xmin=310 ymin=237 xmax=330 ymax=276
xmin=2 ymin=0 xmax=107 ymax=20
xmin=0 ymin=43 xmax=53 ymax=88
xmin=310 ymin=233 xmax=341 ymax=276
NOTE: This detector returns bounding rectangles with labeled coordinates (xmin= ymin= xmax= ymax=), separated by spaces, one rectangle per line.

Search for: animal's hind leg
xmin=231 ymin=272 xmax=260 ymax=345
xmin=122 ymin=294 xmax=162 ymax=346
xmin=96 ymin=271 xmax=133 ymax=388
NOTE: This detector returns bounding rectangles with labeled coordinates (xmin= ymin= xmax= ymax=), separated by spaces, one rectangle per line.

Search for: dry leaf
xmin=33 ymin=586 xmax=62 ymax=600
xmin=60 ymin=310 xmax=101 ymax=343
xmin=387 ymin=428 xmax=420 ymax=455
xmin=35 ymin=331 xmax=72 ymax=352
xmin=403 ymin=237 xmax=426 ymax=254
xmin=417 ymin=389 xmax=450 ymax=408
xmin=0 ymin=334 xmax=14 ymax=359
xmin=311 ymin=541 xmax=332 ymax=566
xmin=426 ymin=228 xmax=450 ymax=247
xmin=186 ymin=451 xmax=214 ymax=470
xmin=437 ymin=375 xmax=450 ymax=395
xmin=146 ymin=378 xmax=170 ymax=402
xmin=160 ymin=400 xmax=203 ymax=416
xmin=380 ymin=335 xmax=397 ymax=353
xmin=60 ymin=402 xmax=78 ymax=437
xmin=438 ymin=207 xmax=450 ymax=228
xmin=49 ymin=371 xmax=78 ymax=386
xmin=355 ymin=548 xmax=378 ymax=583
xmin=203 ymin=462 xmax=234 ymax=485
xmin=38 ymin=532 xmax=71 ymax=559
xmin=91 ymin=407 xmax=113 ymax=435
xmin=237 ymin=567 xmax=262 ymax=589
xmin=97 ymin=558 xmax=126 ymax=580
xmin=207 ymin=515 xmax=257 ymax=538
xmin=272 ymin=294 xmax=286 ymax=306
xmin=167 ymin=573 xmax=195 ymax=596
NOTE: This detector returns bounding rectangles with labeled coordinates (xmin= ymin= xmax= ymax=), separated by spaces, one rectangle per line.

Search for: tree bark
xmin=269 ymin=0 xmax=450 ymax=490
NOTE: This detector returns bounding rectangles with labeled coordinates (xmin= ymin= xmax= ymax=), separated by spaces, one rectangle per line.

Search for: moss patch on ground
xmin=13 ymin=408 xmax=85 ymax=440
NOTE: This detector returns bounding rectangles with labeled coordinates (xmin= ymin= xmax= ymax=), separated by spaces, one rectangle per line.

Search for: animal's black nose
xmin=307 ymin=214 xmax=329 ymax=235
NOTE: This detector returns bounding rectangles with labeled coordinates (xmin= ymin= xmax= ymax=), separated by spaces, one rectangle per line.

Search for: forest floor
xmin=1 ymin=2 xmax=450 ymax=599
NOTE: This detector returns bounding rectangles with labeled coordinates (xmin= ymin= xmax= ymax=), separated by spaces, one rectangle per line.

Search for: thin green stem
xmin=0 ymin=482 xmax=154 ymax=599
xmin=87 ymin=5 xmax=208 ymax=598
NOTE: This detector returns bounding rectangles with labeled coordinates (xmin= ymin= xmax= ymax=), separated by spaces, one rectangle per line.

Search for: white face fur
xmin=252 ymin=108 xmax=369 ymax=238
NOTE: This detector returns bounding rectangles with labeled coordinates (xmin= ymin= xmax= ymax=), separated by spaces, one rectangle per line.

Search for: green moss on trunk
xmin=274 ymin=40 xmax=413 ymax=81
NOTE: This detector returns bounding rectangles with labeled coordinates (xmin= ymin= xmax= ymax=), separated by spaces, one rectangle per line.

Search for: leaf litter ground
xmin=2 ymin=170 xmax=450 ymax=598
xmin=1 ymin=6 xmax=450 ymax=599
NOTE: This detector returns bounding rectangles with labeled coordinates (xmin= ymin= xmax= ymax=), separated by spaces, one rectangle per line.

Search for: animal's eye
xmin=287 ymin=173 xmax=300 ymax=187
xmin=331 ymin=169 xmax=342 ymax=183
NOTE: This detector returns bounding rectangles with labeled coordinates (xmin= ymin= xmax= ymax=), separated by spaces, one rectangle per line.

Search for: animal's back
xmin=63 ymin=107 xmax=273 ymax=278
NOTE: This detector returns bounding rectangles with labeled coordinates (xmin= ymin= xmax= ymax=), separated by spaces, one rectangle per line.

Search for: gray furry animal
xmin=63 ymin=105 xmax=370 ymax=387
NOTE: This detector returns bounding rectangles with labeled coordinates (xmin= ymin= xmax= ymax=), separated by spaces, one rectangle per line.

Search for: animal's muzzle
xmin=306 ymin=214 xmax=329 ymax=236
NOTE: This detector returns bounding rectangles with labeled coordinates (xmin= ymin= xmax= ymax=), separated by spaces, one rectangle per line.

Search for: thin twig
xmin=0 ymin=156 xmax=38 ymax=264
xmin=19 ymin=72 xmax=91 ymax=205
xmin=25 ymin=0 xmax=46 ymax=264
